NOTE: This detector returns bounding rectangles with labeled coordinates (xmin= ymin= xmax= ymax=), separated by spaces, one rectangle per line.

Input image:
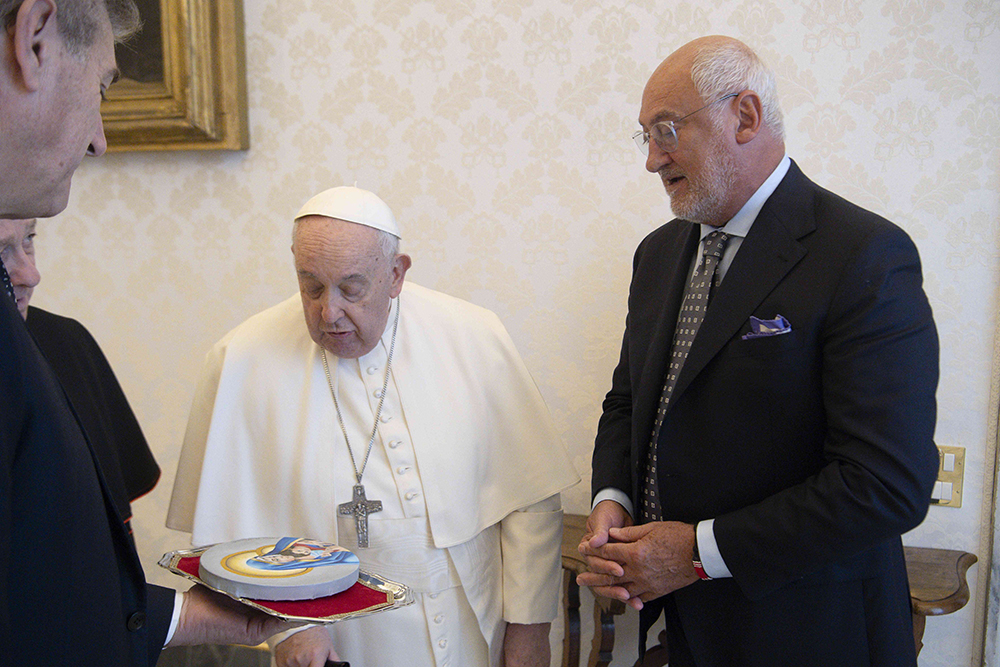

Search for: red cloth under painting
xmin=176 ymin=556 xmax=391 ymax=619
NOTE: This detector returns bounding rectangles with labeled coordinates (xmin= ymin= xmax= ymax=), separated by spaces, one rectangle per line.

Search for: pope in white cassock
xmin=167 ymin=186 xmax=580 ymax=667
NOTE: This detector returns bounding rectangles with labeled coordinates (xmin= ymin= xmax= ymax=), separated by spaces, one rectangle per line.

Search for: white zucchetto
xmin=294 ymin=186 xmax=401 ymax=239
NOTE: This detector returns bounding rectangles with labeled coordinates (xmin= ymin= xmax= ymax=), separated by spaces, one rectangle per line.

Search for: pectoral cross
xmin=338 ymin=484 xmax=382 ymax=548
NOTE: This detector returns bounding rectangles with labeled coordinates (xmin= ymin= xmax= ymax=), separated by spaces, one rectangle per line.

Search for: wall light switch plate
xmin=930 ymin=445 xmax=964 ymax=508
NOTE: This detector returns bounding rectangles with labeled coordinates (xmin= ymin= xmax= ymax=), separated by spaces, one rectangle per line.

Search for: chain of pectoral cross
xmin=321 ymin=298 xmax=400 ymax=548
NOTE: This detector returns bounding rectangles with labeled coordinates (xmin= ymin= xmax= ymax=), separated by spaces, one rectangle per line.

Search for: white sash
xmin=338 ymin=514 xmax=461 ymax=593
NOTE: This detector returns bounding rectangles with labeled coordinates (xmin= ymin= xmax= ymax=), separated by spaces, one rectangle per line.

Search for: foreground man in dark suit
xmin=578 ymin=35 xmax=939 ymax=667
xmin=0 ymin=2 xmax=295 ymax=664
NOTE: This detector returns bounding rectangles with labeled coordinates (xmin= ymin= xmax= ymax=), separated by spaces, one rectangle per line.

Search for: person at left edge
xmin=0 ymin=2 xmax=302 ymax=665
xmin=1 ymin=216 xmax=160 ymax=541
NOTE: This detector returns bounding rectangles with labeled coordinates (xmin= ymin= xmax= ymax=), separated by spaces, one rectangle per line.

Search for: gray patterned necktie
xmin=1 ymin=259 xmax=14 ymax=303
xmin=640 ymin=230 xmax=730 ymax=523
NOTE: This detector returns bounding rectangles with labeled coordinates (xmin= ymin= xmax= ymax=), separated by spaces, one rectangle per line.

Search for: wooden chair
xmin=561 ymin=513 xmax=627 ymax=667
xmin=904 ymin=546 xmax=978 ymax=656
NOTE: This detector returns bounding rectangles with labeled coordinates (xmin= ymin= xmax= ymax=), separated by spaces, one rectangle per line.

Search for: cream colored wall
xmin=30 ymin=1 xmax=998 ymax=665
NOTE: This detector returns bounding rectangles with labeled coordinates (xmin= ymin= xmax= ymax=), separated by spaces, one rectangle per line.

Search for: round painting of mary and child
xmin=199 ymin=537 xmax=360 ymax=601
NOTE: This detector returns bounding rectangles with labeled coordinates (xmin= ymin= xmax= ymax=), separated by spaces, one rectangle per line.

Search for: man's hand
xmin=580 ymin=499 xmax=634 ymax=552
xmin=503 ymin=622 xmax=550 ymax=667
xmin=576 ymin=500 xmax=633 ymax=604
xmin=578 ymin=520 xmax=699 ymax=610
xmin=165 ymin=585 xmax=302 ymax=647
xmin=274 ymin=626 xmax=341 ymax=667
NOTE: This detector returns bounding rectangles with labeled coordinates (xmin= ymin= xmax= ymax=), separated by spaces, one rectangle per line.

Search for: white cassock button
xmin=434 ymin=614 xmax=444 ymax=624
xmin=388 ymin=440 xmax=401 ymax=449
xmin=374 ymin=389 xmax=383 ymax=398
xmin=366 ymin=366 xmax=378 ymax=375
xmin=380 ymin=414 xmax=392 ymax=423
xmin=405 ymin=491 xmax=419 ymax=501
xmin=396 ymin=466 xmax=410 ymax=475
xmin=438 ymin=639 xmax=447 ymax=649
xmin=428 ymin=593 xmax=438 ymax=599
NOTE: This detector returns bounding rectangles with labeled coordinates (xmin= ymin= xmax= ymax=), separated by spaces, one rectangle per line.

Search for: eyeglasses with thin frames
xmin=632 ymin=93 xmax=739 ymax=154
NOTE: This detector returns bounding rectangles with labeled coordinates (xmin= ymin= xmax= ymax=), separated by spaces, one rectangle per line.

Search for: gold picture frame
xmin=101 ymin=0 xmax=248 ymax=152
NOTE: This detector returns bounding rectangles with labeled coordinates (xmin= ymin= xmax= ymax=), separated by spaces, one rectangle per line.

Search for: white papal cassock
xmin=167 ymin=282 xmax=580 ymax=667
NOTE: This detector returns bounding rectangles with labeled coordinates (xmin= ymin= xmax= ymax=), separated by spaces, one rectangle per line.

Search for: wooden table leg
xmin=563 ymin=569 xmax=582 ymax=667
xmin=589 ymin=596 xmax=618 ymax=667
xmin=912 ymin=611 xmax=925 ymax=657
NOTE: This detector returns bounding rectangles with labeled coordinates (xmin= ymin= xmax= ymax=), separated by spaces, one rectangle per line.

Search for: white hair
xmin=375 ymin=228 xmax=400 ymax=261
xmin=689 ymin=40 xmax=784 ymax=140
xmin=292 ymin=218 xmax=400 ymax=263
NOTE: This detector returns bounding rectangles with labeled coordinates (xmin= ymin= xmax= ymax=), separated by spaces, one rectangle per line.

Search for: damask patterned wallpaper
xmin=30 ymin=0 xmax=998 ymax=665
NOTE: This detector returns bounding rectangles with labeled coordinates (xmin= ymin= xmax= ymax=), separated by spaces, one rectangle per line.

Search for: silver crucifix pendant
xmin=338 ymin=484 xmax=383 ymax=548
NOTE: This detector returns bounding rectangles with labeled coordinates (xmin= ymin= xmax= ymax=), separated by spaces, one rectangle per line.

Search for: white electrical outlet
xmin=930 ymin=445 xmax=964 ymax=508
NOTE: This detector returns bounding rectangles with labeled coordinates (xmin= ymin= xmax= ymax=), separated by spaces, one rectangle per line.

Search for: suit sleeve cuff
xmin=696 ymin=519 xmax=732 ymax=579
xmin=592 ymin=488 xmax=633 ymax=519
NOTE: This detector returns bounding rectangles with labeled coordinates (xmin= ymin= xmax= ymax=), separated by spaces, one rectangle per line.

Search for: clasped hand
xmin=576 ymin=500 xmax=699 ymax=610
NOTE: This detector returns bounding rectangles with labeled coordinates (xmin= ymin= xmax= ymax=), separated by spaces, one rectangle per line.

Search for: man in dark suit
xmin=0 ymin=2 xmax=295 ymax=664
xmin=577 ymin=36 xmax=939 ymax=666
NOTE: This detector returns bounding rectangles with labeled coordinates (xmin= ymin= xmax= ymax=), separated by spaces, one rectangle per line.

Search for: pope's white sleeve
xmin=499 ymin=493 xmax=563 ymax=624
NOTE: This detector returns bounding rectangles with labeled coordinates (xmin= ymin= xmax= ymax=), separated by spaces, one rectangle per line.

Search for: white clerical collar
xmin=700 ymin=154 xmax=791 ymax=241
xmin=380 ymin=294 xmax=400 ymax=347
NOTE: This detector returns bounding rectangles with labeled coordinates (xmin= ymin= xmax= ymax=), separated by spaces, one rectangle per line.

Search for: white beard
xmin=665 ymin=131 xmax=738 ymax=225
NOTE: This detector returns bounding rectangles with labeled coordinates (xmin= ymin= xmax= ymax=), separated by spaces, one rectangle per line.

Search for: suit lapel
xmin=671 ymin=163 xmax=816 ymax=402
